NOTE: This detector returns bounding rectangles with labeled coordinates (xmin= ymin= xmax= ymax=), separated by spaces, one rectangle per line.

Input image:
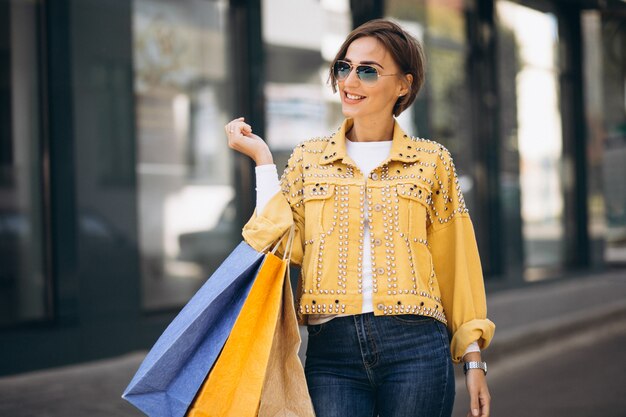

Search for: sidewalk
xmin=483 ymin=268 xmax=626 ymax=363
xmin=1 ymin=269 xmax=625 ymax=417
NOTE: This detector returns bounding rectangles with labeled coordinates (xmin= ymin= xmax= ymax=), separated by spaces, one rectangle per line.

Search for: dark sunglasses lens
xmin=357 ymin=66 xmax=378 ymax=83
xmin=334 ymin=61 xmax=351 ymax=79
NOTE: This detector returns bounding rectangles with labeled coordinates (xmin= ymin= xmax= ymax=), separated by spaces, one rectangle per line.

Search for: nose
xmin=343 ymin=66 xmax=360 ymax=87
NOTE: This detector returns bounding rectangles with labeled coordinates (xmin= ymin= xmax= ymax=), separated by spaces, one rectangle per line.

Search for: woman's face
xmin=337 ymin=36 xmax=412 ymax=120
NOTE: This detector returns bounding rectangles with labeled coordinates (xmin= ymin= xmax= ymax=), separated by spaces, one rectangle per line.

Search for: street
xmin=1 ymin=271 xmax=625 ymax=417
xmin=453 ymin=317 xmax=626 ymax=417
xmin=1 ymin=319 xmax=624 ymax=417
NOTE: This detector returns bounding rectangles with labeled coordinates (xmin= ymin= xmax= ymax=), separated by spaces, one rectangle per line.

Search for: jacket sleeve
xmin=427 ymin=147 xmax=496 ymax=364
xmin=241 ymin=143 xmax=305 ymax=266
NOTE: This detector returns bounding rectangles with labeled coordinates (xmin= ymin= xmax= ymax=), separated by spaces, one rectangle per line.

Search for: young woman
xmin=226 ymin=18 xmax=495 ymax=417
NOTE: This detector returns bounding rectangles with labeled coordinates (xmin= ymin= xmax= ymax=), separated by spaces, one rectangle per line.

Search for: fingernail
xmin=472 ymin=409 xmax=479 ymax=416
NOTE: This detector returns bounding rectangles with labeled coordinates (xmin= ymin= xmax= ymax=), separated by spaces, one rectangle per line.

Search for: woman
xmin=226 ymin=18 xmax=495 ymax=417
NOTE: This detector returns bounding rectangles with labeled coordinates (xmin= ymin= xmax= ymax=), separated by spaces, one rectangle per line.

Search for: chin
xmin=341 ymin=108 xmax=355 ymax=118
xmin=341 ymin=105 xmax=365 ymax=119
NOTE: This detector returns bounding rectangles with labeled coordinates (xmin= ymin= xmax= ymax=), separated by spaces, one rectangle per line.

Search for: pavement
xmin=1 ymin=268 xmax=625 ymax=417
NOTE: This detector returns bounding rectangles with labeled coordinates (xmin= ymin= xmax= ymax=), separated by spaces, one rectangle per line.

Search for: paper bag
xmin=257 ymin=264 xmax=316 ymax=417
xmin=122 ymin=242 xmax=265 ymax=417
xmin=185 ymin=243 xmax=290 ymax=416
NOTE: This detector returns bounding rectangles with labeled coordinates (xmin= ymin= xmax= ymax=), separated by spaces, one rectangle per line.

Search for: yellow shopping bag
xmin=186 ymin=226 xmax=295 ymax=417
xmin=257 ymin=253 xmax=315 ymax=417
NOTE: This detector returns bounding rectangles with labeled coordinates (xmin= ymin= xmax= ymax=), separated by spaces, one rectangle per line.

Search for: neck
xmin=346 ymin=116 xmax=395 ymax=142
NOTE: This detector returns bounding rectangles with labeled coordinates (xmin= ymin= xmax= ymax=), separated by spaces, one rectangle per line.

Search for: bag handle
xmin=277 ymin=223 xmax=296 ymax=262
xmin=261 ymin=223 xmax=296 ymax=262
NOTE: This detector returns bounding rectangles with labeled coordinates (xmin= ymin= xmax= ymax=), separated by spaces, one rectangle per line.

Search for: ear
xmin=400 ymin=73 xmax=413 ymax=96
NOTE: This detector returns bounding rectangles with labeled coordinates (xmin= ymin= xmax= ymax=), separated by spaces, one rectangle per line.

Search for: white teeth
xmin=347 ymin=93 xmax=364 ymax=100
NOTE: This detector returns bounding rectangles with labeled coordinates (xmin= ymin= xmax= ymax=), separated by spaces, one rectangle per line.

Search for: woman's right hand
xmin=225 ymin=117 xmax=273 ymax=166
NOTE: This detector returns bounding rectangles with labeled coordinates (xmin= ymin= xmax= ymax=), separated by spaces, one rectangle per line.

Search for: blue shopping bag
xmin=121 ymin=241 xmax=266 ymax=417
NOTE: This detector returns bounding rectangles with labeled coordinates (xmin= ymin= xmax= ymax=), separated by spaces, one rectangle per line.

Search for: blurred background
xmin=0 ymin=0 xmax=625 ymax=415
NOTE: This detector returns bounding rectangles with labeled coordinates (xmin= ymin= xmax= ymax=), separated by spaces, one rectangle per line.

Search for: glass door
xmin=132 ymin=0 xmax=238 ymax=311
xmin=496 ymin=1 xmax=565 ymax=280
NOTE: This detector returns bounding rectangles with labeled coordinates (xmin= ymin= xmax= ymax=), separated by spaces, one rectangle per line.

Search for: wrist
xmin=462 ymin=351 xmax=482 ymax=363
xmin=254 ymin=150 xmax=273 ymax=166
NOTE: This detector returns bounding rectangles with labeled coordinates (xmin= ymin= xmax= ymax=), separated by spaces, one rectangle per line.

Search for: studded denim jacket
xmin=242 ymin=117 xmax=495 ymax=363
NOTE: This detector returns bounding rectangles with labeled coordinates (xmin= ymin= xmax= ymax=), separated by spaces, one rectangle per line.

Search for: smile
xmin=344 ymin=91 xmax=366 ymax=101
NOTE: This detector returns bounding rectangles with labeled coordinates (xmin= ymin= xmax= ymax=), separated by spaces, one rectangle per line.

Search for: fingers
xmin=466 ymin=387 xmax=490 ymax=417
xmin=470 ymin=391 xmax=480 ymax=417
xmin=465 ymin=370 xmax=491 ymax=417
xmin=224 ymin=117 xmax=252 ymax=137
xmin=480 ymin=391 xmax=491 ymax=416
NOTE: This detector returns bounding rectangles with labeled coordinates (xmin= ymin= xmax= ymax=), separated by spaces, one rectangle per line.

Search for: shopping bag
xmin=185 ymin=225 xmax=296 ymax=417
xmin=122 ymin=241 xmax=267 ymax=417
xmin=258 ymin=255 xmax=316 ymax=417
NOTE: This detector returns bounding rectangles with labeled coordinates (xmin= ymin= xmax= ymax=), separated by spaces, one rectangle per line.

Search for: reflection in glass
xmin=262 ymin=0 xmax=352 ymax=150
xmin=0 ymin=0 xmax=46 ymax=326
xmin=583 ymin=11 xmax=626 ymax=264
xmin=386 ymin=0 xmax=474 ymax=208
xmin=133 ymin=0 xmax=237 ymax=311
xmin=581 ymin=11 xmax=607 ymax=266
xmin=497 ymin=1 xmax=565 ymax=277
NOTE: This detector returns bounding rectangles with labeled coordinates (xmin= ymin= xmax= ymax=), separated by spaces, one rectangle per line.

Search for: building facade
xmin=1 ymin=0 xmax=625 ymax=375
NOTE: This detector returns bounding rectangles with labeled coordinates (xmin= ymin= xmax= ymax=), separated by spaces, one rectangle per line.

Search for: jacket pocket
xmin=416 ymin=242 xmax=443 ymax=303
xmin=396 ymin=182 xmax=431 ymax=240
xmin=306 ymin=322 xmax=326 ymax=337
xmin=303 ymin=182 xmax=336 ymax=238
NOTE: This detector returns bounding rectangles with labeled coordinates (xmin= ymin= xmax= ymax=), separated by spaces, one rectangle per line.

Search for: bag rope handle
xmin=260 ymin=223 xmax=296 ymax=262
xmin=278 ymin=223 xmax=296 ymax=262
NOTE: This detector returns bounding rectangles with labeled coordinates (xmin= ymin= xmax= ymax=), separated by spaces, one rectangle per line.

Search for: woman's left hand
xmin=465 ymin=369 xmax=490 ymax=416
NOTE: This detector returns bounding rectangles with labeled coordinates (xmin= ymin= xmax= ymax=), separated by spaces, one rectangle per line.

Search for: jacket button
xmin=371 ymin=173 xmax=379 ymax=180
xmin=374 ymin=204 xmax=382 ymax=211
xmin=376 ymin=267 xmax=385 ymax=275
xmin=374 ymin=238 xmax=382 ymax=246
xmin=377 ymin=303 xmax=384 ymax=310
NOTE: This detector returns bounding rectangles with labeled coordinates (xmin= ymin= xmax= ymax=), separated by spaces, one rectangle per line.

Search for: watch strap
xmin=463 ymin=361 xmax=487 ymax=375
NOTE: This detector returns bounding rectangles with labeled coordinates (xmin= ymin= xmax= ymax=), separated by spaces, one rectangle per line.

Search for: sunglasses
xmin=332 ymin=59 xmax=398 ymax=85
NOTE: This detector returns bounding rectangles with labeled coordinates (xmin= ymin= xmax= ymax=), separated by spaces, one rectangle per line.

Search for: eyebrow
xmin=344 ymin=58 xmax=384 ymax=70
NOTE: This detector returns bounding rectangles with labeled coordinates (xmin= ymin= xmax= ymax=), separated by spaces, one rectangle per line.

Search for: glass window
xmin=582 ymin=10 xmax=626 ymax=265
xmin=133 ymin=0 xmax=238 ymax=311
xmin=0 ymin=0 xmax=47 ymax=326
xmin=386 ymin=0 xmax=475 ymax=208
xmin=262 ymin=0 xmax=352 ymax=153
xmin=496 ymin=1 xmax=565 ymax=279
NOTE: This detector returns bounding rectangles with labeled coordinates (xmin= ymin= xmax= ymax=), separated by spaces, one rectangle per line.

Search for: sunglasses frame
xmin=333 ymin=59 xmax=399 ymax=85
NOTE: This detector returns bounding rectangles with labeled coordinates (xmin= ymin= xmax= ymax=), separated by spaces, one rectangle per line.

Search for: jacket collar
xmin=320 ymin=118 xmax=421 ymax=165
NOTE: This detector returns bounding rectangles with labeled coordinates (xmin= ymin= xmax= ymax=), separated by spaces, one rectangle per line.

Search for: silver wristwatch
xmin=463 ymin=361 xmax=487 ymax=375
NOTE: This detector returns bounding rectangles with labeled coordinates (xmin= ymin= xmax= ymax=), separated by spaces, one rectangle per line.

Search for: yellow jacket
xmin=242 ymin=117 xmax=495 ymax=364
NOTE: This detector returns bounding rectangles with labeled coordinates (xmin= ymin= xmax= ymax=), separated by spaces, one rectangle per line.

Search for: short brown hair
xmin=328 ymin=18 xmax=426 ymax=117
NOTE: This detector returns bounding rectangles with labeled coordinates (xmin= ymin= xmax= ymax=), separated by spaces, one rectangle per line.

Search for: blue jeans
xmin=304 ymin=312 xmax=455 ymax=417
